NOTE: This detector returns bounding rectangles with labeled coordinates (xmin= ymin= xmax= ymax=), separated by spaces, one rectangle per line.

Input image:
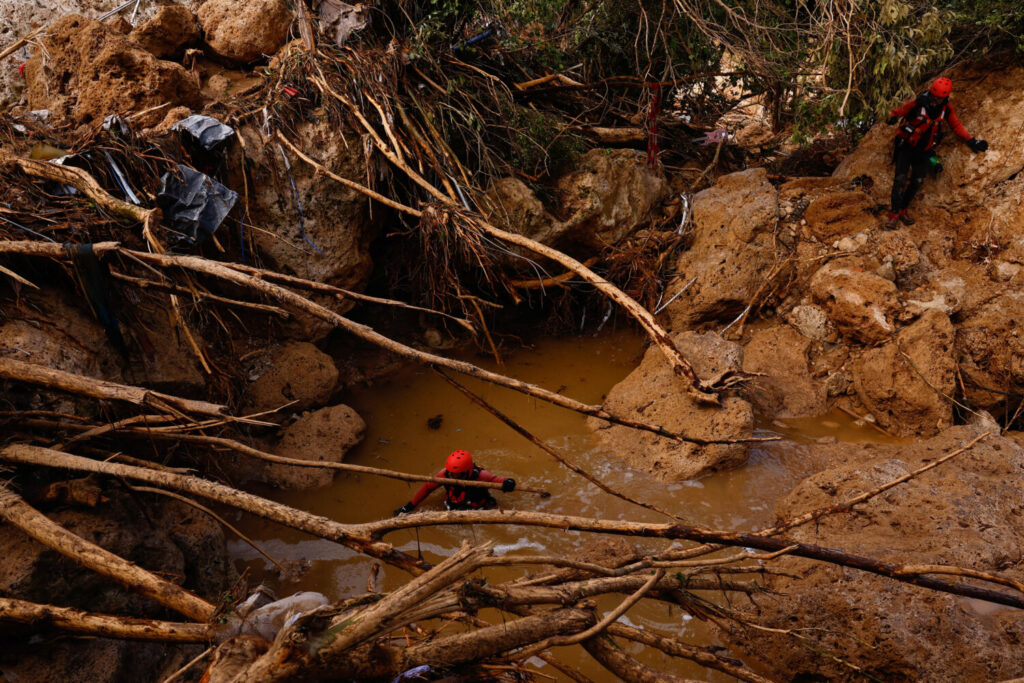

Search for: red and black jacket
xmin=409 ymin=466 xmax=506 ymax=509
xmin=890 ymin=92 xmax=972 ymax=151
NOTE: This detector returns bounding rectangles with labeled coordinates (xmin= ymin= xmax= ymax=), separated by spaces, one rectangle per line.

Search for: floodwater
xmin=228 ymin=327 xmax=901 ymax=680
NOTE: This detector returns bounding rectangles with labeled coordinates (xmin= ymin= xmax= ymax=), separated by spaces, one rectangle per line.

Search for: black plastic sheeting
xmin=157 ymin=164 xmax=238 ymax=248
xmin=171 ymin=114 xmax=235 ymax=150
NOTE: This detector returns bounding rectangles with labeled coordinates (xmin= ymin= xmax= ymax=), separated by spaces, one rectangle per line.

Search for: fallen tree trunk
xmin=0 ymin=484 xmax=215 ymax=622
xmin=0 ymin=597 xmax=210 ymax=642
xmin=0 ymin=356 xmax=229 ymax=419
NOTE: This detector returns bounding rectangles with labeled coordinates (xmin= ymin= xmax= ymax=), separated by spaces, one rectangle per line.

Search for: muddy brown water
xmin=229 ymin=328 xmax=901 ymax=680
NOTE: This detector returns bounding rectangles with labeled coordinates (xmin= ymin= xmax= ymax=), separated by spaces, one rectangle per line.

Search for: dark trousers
xmin=891 ymin=140 xmax=931 ymax=212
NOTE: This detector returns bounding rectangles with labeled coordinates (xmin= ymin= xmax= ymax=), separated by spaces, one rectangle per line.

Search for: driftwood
xmin=0 ymin=484 xmax=215 ymax=622
xmin=0 ymin=156 xmax=161 ymax=248
xmin=0 ymin=597 xmax=210 ymax=642
xmin=0 ymin=356 xmax=230 ymax=420
xmin=583 ymin=635 xmax=701 ymax=683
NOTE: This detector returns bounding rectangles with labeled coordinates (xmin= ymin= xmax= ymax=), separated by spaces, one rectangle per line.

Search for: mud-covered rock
xmin=245 ymin=342 xmax=339 ymax=412
xmin=238 ymin=121 xmax=376 ymax=336
xmin=0 ymin=638 xmax=200 ymax=683
xmin=691 ymin=167 xmax=779 ymax=236
xmin=785 ymin=303 xmax=837 ymax=342
xmin=24 ymin=15 xmax=201 ymax=127
xmin=803 ymin=189 xmax=878 ymax=241
xmin=742 ymin=325 xmax=827 ymax=418
xmin=130 ymin=4 xmax=200 ymax=59
xmin=852 ymin=309 xmax=956 ymax=435
xmin=903 ymin=269 xmax=967 ymax=317
xmin=485 ymin=149 xmax=667 ymax=254
xmin=810 ymin=261 xmax=900 ymax=345
xmin=722 ymin=427 xmax=1024 ymax=681
xmin=0 ymin=1 xmax=201 ymax=109
xmin=956 ymin=292 xmax=1024 ymax=410
xmin=197 ymin=0 xmax=294 ymax=65
xmin=588 ymin=332 xmax=753 ymax=481
xmin=260 ymin=404 xmax=367 ymax=489
xmin=662 ymin=168 xmax=780 ymax=327
xmin=0 ymin=289 xmax=204 ymax=406
xmin=485 ymin=177 xmax=559 ymax=245
xmin=553 ymin=149 xmax=669 ymax=249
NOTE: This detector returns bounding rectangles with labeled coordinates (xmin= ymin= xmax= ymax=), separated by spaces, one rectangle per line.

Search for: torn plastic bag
xmin=102 ymin=114 xmax=130 ymax=137
xmin=171 ymin=114 xmax=235 ymax=151
xmin=157 ymin=164 xmax=238 ymax=248
xmin=215 ymin=591 xmax=330 ymax=642
xmin=391 ymin=665 xmax=433 ymax=682
xmin=65 ymin=243 xmax=129 ymax=358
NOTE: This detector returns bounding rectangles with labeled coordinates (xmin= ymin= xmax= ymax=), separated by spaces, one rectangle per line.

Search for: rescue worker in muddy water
xmin=393 ymin=449 xmax=516 ymax=515
xmin=885 ymin=76 xmax=988 ymax=228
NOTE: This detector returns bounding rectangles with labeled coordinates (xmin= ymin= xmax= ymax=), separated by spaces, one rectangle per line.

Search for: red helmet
xmin=929 ymin=77 xmax=952 ymax=98
xmin=445 ymin=450 xmax=474 ymax=475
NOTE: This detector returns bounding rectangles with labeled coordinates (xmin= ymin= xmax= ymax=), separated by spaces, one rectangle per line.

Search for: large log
xmin=0 ymin=356 xmax=228 ymax=418
xmin=0 ymin=485 xmax=215 ymax=622
xmin=0 ymin=597 xmax=210 ymax=642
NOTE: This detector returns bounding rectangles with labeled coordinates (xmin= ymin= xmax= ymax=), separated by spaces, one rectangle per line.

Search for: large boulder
xmin=661 ymin=168 xmax=780 ymax=328
xmin=0 ymin=0 xmax=200 ymax=109
xmin=130 ymin=4 xmax=200 ymax=59
xmin=262 ymin=404 xmax=367 ymax=489
xmin=239 ymin=120 xmax=377 ymax=308
xmin=485 ymin=149 xmax=668 ymax=255
xmin=852 ymin=309 xmax=956 ymax=435
xmin=956 ymin=292 xmax=1024 ymax=410
xmin=588 ymin=332 xmax=753 ymax=481
xmin=0 ymin=288 xmax=206 ymax=404
xmin=552 ymin=149 xmax=669 ymax=249
xmin=803 ymin=189 xmax=879 ymax=241
xmin=24 ymin=15 xmax=201 ymax=127
xmin=833 ymin=65 xmax=1024 ymax=210
xmin=245 ymin=342 xmax=339 ymax=412
xmin=197 ymin=0 xmax=294 ymax=65
xmin=722 ymin=427 xmax=1024 ymax=681
xmin=810 ymin=261 xmax=901 ymax=345
xmin=742 ymin=325 xmax=827 ymax=418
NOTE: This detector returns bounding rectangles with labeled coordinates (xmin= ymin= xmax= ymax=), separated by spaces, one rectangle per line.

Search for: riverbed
xmin=229 ymin=327 xmax=900 ymax=680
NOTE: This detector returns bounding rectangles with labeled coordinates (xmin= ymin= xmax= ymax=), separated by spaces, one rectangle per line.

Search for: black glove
xmin=501 ymin=478 xmax=516 ymax=492
xmin=886 ymin=116 xmax=898 ymax=125
xmin=393 ymin=502 xmax=415 ymax=516
xmin=968 ymin=138 xmax=988 ymax=152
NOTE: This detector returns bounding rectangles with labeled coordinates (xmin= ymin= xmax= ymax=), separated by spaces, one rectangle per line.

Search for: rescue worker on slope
xmin=393 ymin=449 xmax=516 ymax=515
xmin=885 ymin=76 xmax=988 ymax=228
